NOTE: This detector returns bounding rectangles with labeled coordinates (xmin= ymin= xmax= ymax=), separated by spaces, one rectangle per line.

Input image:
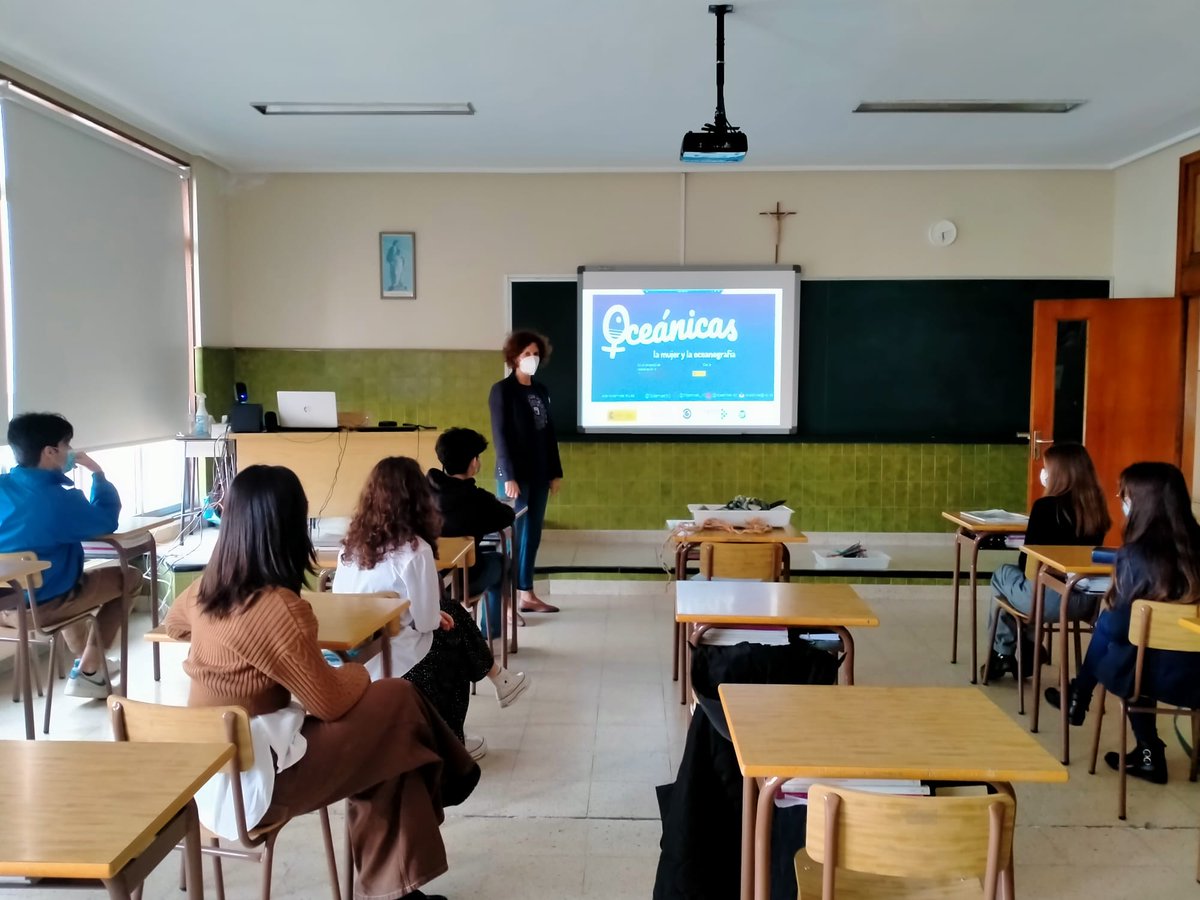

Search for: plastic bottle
xmin=193 ymin=393 xmax=211 ymax=437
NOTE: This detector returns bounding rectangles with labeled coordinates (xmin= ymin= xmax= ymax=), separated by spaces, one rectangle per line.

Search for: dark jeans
xmin=468 ymin=550 xmax=504 ymax=639
xmin=1074 ymin=610 xmax=1162 ymax=748
xmin=501 ymin=479 xmax=550 ymax=592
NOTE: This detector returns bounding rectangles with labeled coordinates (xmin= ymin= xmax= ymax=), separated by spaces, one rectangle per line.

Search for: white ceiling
xmin=1 ymin=0 xmax=1198 ymax=172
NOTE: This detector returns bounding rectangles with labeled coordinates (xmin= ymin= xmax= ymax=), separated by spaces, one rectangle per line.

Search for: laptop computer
xmin=277 ymin=391 xmax=339 ymax=429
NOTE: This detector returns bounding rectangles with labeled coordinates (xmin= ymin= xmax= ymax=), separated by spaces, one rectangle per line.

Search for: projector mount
xmin=708 ymin=4 xmax=738 ymax=135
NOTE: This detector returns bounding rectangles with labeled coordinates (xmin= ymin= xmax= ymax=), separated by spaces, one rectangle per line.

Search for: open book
xmin=961 ymin=509 xmax=1029 ymax=525
xmin=775 ymin=778 xmax=930 ymax=808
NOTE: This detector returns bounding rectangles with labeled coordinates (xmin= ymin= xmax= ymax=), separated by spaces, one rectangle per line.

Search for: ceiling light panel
xmin=251 ymin=102 xmax=475 ymax=116
xmin=853 ymin=100 xmax=1084 ymax=114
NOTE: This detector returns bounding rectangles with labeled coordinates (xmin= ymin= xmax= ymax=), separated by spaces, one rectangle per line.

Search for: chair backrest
xmin=1128 ymin=600 xmax=1200 ymax=652
xmin=804 ymin=784 xmax=1014 ymax=896
xmin=0 ymin=551 xmax=44 ymax=591
xmin=109 ymin=695 xmax=255 ymax=772
xmin=698 ymin=542 xmax=784 ymax=581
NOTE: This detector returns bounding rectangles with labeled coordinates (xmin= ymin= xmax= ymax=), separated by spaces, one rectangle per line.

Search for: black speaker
xmin=264 ymin=410 xmax=279 ymax=432
xmin=229 ymin=403 xmax=264 ymax=433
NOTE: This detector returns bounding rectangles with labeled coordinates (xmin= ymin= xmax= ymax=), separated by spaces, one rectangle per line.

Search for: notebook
xmin=961 ymin=509 xmax=1029 ymax=525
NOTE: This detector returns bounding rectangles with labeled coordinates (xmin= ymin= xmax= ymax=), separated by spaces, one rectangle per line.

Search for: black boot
xmin=1104 ymin=742 xmax=1168 ymax=785
xmin=1044 ymin=680 xmax=1089 ymax=726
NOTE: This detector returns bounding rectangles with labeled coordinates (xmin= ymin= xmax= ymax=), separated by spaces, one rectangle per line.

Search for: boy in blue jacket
xmin=0 ymin=413 xmax=138 ymax=698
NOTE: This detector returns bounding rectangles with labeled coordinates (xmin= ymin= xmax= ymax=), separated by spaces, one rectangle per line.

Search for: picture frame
xmin=379 ymin=231 xmax=416 ymax=298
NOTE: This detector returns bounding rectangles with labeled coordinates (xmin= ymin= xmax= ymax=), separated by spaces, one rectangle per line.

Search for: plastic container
xmin=687 ymin=504 xmax=794 ymax=528
xmin=812 ymin=550 xmax=892 ymax=570
xmin=192 ymin=393 xmax=210 ymax=438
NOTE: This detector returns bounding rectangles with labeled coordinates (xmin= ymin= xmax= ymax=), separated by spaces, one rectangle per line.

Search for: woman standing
xmin=164 ymin=465 xmax=478 ymax=900
xmin=1046 ymin=462 xmax=1200 ymax=784
xmin=489 ymin=330 xmax=563 ymax=614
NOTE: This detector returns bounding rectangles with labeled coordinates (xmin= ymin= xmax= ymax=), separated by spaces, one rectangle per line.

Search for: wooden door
xmin=1028 ymin=297 xmax=1186 ymax=542
xmin=1178 ymin=148 xmax=1200 ymax=298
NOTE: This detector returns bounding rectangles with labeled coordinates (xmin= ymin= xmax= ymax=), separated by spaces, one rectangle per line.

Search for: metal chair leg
xmin=318 ymin=806 xmax=341 ymax=900
xmin=42 ymin=636 xmax=58 ymax=735
xmin=342 ymin=801 xmax=354 ymax=900
xmin=209 ymin=836 xmax=226 ymax=900
xmin=1118 ymin=697 xmax=1129 ymax=821
xmin=259 ymin=837 xmax=276 ymax=900
xmin=1088 ymin=686 xmax=1107 ymax=774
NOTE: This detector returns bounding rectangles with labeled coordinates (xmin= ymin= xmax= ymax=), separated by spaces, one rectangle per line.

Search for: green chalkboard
xmin=510 ymin=277 xmax=1110 ymax=443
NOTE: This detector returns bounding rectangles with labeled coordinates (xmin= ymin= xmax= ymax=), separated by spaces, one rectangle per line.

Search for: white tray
xmin=687 ymin=505 xmax=793 ymax=528
xmin=812 ymin=550 xmax=891 ymax=570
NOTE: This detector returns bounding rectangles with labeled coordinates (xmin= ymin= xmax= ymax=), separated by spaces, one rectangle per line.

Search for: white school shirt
xmin=331 ymin=537 xmax=442 ymax=679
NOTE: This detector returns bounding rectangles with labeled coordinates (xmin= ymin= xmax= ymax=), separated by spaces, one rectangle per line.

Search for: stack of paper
xmin=774 ymin=778 xmax=929 ymax=808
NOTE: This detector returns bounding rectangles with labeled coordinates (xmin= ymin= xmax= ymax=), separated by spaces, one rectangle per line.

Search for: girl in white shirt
xmin=333 ymin=456 xmax=528 ymax=757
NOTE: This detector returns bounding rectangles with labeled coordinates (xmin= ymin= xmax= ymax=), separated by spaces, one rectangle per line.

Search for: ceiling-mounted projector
xmin=681 ymin=4 xmax=747 ymax=163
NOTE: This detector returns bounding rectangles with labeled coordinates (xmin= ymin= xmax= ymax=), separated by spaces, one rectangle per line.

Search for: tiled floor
xmin=2 ymin=581 xmax=1199 ymax=898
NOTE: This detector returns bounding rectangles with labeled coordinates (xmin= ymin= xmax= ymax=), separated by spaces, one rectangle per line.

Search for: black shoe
xmin=1044 ymin=681 xmax=1088 ymax=726
xmin=983 ymin=650 xmax=1015 ymax=682
xmin=1104 ymin=743 xmax=1168 ymax=785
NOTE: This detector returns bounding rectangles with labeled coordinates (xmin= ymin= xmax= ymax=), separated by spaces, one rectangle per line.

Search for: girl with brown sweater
xmin=164 ymin=464 xmax=478 ymax=900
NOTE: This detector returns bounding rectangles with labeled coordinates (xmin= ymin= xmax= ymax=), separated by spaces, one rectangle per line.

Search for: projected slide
xmin=579 ymin=268 xmax=799 ymax=434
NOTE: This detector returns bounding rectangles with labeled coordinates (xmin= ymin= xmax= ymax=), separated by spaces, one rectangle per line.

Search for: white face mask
xmin=518 ymin=356 xmax=539 ymax=377
xmin=1122 ymin=498 xmax=1131 ymax=518
xmin=1039 ymin=468 xmax=1050 ymax=489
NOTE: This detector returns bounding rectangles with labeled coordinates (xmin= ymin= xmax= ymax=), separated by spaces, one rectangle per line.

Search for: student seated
xmin=164 ymin=465 xmax=478 ymax=900
xmin=427 ymin=427 xmax=517 ymax=639
xmin=333 ymin=456 xmax=529 ymax=760
xmin=985 ymin=442 xmax=1110 ymax=681
xmin=0 ymin=412 xmax=139 ymax=698
xmin=1047 ymin=462 xmax=1200 ymax=784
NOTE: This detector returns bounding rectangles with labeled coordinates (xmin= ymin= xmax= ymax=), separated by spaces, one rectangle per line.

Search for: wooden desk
xmin=231 ymin=430 xmax=441 ymax=519
xmin=719 ymin=684 xmax=1067 ymax=900
xmin=674 ymin=581 xmax=878 ymax=692
xmin=150 ymin=588 xmax=408 ymax=672
xmin=668 ymin=526 xmax=809 ymax=686
xmin=316 ymin=535 xmax=475 ymax=583
xmin=1021 ymin=544 xmax=1113 ymax=763
xmin=0 ymin=739 xmax=234 ymax=897
xmin=941 ymin=512 xmax=1027 ymax=683
xmin=82 ymin=515 xmax=177 ymax=693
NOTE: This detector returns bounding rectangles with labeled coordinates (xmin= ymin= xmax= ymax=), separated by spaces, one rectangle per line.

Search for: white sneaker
xmin=465 ymin=734 xmax=487 ymax=760
xmin=493 ymin=669 xmax=530 ymax=708
xmin=64 ymin=666 xmax=109 ymax=700
xmin=70 ymin=657 xmax=122 ymax=679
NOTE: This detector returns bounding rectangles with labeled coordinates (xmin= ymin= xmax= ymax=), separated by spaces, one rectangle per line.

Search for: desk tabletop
xmin=719 ymin=684 xmax=1068 ymax=783
xmin=675 ymin=581 xmax=879 ymax=628
xmin=941 ymin=511 xmax=1029 ymax=534
xmin=0 ymin=557 xmax=50 ymax=586
xmin=1021 ymin=545 xmax=1113 ymax=576
xmin=0 ymin=740 xmax=233 ymax=879
xmin=316 ymin=533 xmax=475 ymax=572
xmin=671 ymin=526 xmax=808 ymax=545
xmin=149 ymin=590 xmax=408 ymax=652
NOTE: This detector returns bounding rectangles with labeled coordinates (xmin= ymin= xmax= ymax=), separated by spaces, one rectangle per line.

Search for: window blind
xmin=0 ymin=91 xmax=190 ymax=448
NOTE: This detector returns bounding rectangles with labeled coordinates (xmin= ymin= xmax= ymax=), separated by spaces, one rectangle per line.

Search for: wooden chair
xmin=0 ymin=550 xmax=106 ymax=739
xmin=677 ymin=542 xmax=787 ymax=705
xmin=110 ymin=696 xmax=341 ymax=900
xmin=794 ymin=784 xmax=1016 ymax=899
xmin=981 ymin=555 xmax=1101 ymax=719
xmin=1086 ymin=600 xmax=1200 ymax=821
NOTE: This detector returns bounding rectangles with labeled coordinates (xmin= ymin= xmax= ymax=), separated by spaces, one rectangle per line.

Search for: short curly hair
xmin=503 ymin=330 xmax=552 ymax=370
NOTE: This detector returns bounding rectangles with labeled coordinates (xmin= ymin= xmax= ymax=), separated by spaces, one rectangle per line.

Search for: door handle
xmin=1017 ymin=431 xmax=1053 ymax=460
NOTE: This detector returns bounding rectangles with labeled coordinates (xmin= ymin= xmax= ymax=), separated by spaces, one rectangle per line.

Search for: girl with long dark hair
xmin=333 ymin=456 xmax=529 ymax=759
xmin=985 ymin=442 xmax=1111 ymax=680
xmin=1047 ymin=461 xmax=1200 ymax=784
xmin=164 ymin=465 xmax=478 ymax=900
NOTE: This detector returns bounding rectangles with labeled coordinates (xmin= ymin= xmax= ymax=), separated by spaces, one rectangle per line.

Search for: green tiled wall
xmin=199 ymin=347 xmax=1028 ymax=532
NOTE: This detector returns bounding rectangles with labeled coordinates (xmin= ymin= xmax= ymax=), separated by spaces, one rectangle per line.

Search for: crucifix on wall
xmin=759 ymin=201 xmax=797 ymax=264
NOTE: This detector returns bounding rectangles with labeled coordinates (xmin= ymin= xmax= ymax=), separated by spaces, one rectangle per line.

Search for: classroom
xmin=1 ymin=2 xmax=1199 ymax=898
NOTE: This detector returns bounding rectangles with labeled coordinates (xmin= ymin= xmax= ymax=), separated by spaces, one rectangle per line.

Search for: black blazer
xmin=488 ymin=373 xmax=563 ymax=484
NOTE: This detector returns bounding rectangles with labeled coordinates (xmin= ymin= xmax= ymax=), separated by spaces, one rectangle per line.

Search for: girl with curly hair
xmin=333 ymin=456 xmax=528 ymax=758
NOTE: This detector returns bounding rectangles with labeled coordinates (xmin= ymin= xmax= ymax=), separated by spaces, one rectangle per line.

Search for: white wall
xmin=220 ymin=170 xmax=1114 ymax=349
xmin=1113 ymin=136 xmax=1200 ymax=297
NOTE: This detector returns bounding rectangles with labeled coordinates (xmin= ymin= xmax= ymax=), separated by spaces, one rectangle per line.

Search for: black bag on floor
xmin=653 ymin=639 xmax=840 ymax=900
